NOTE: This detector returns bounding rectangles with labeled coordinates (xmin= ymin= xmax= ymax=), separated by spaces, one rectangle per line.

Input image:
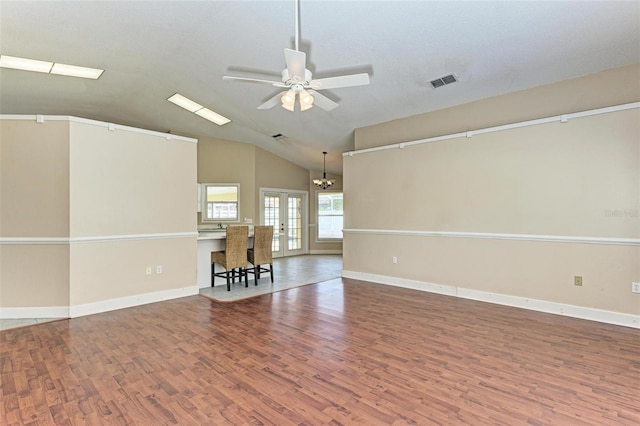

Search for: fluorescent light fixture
xmin=0 ymin=54 xmax=104 ymax=79
xmin=0 ymin=55 xmax=52 ymax=73
xmin=195 ymin=108 xmax=231 ymax=126
xmin=167 ymin=93 xmax=231 ymax=126
xmin=51 ymin=63 xmax=104 ymax=79
xmin=167 ymin=93 xmax=203 ymax=112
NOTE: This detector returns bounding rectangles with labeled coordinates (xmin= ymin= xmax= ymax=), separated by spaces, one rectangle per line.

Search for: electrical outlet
xmin=574 ymin=276 xmax=582 ymax=286
xmin=156 ymin=265 xmax=163 ymax=274
xmin=392 ymin=256 xmax=398 ymax=264
xmin=145 ymin=266 xmax=152 ymax=275
xmin=632 ymin=282 xmax=640 ymax=293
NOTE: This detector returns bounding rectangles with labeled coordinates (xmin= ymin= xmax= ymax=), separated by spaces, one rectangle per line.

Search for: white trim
xmin=343 ymin=102 xmax=640 ymax=157
xmin=1 ymin=232 xmax=198 ymax=245
xmin=0 ymin=306 xmax=70 ymax=319
xmin=69 ymin=285 xmax=199 ymax=318
xmin=0 ymin=237 xmax=69 ymax=245
xmin=342 ymin=270 xmax=640 ymax=329
xmin=1 ymin=286 xmax=199 ymax=319
xmin=1 ymin=114 xmax=198 ymax=143
xmin=342 ymin=229 xmax=640 ymax=246
xmin=70 ymin=232 xmax=197 ymax=244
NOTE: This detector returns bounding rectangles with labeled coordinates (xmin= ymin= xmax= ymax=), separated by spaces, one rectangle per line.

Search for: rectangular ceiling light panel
xmin=0 ymin=54 xmax=104 ymax=79
xmin=167 ymin=93 xmax=204 ymax=112
xmin=167 ymin=93 xmax=230 ymax=126
xmin=51 ymin=63 xmax=104 ymax=79
xmin=0 ymin=55 xmax=52 ymax=73
xmin=195 ymin=108 xmax=231 ymax=126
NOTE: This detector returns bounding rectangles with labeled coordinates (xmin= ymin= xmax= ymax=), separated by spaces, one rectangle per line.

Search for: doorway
xmin=260 ymin=189 xmax=308 ymax=258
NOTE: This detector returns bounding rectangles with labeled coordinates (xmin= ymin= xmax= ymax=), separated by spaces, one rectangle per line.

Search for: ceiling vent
xmin=429 ymin=74 xmax=458 ymax=89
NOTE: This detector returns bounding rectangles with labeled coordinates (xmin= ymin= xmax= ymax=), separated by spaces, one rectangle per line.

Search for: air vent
xmin=429 ymin=74 xmax=458 ymax=89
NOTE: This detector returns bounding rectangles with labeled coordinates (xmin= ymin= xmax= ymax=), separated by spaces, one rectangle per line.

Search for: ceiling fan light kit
xmin=223 ymin=0 xmax=369 ymax=112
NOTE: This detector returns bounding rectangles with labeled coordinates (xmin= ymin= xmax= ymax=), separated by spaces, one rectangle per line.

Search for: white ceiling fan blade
xmin=223 ymin=75 xmax=287 ymax=87
xmin=307 ymin=90 xmax=339 ymax=111
xmin=309 ymin=73 xmax=370 ymax=90
xmin=284 ymin=48 xmax=306 ymax=79
xmin=257 ymin=91 xmax=286 ymax=110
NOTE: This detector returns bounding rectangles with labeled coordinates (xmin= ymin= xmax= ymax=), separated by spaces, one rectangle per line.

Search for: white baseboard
xmin=309 ymin=250 xmax=343 ymax=255
xmin=342 ymin=270 xmax=639 ymax=329
xmin=1 ymin=286 xmax=199 ymax=319
xmin=69 ymin=285 xmax=199 ymax=318
xmin=0 ymin=306 xmax=70 ymax=319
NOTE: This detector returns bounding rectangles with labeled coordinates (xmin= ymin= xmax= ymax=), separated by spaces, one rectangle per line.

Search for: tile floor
xmin=0 ymin=318 xmax=63 ymax=331
xmin=200 ymin=254 xmax=343 ymax=302
xmin=0 ymin=255 xmax=343 ymax=330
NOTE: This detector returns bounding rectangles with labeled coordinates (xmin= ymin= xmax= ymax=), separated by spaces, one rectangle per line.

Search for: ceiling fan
xmin=222 ymin=0 xmax=370 ymax=112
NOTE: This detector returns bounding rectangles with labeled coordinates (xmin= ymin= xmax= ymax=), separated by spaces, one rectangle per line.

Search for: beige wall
xmin=346 ymin=65 xmax=640 ymax=319
xmin=1 ymin=120 xmax=70 ymax=237
xmin=197 ymin=136 xmax=256 ymax=225
xmin=68 ymin=121 xmax=197 ymax=306
xmin=70 ymin=122 xmax=196 ymax=236
xmin=348 ymin=110 xmax=638 ymax=237
xmin=1 ymin=244 xmax=70 ymax=307
xmin=1 ymin=119 xmax=71 ymax=308
xmin=1 ymin=118 xmax=197 ymax=311
xmin=69 ymin=238 xmax=195 ymax=306
xmin=255 ymin=146 xmax=309 ymax=192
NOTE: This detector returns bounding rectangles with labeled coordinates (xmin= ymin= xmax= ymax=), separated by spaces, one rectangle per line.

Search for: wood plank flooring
xmin=1 ymin=278 xmax=639 ymax=425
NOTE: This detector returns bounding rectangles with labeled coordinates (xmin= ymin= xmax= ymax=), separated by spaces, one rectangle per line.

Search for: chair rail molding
xmin=0 ymin=232 xmax=198 ymax=245
xmin=342 ymin=229 xmax=640 ymax=246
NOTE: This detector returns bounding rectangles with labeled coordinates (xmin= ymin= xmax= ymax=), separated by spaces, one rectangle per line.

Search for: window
xmin=202 ymin=184 xmax=239 ymax=222
xmin=317 ymin=191 xmax=343 ymax=240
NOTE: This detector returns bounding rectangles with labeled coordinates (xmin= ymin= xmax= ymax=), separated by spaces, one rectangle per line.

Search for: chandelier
xmin=313 ymin=151 xmax=335 ymax=189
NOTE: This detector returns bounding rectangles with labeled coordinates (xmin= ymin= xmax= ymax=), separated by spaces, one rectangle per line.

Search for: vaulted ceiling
xmin=1 ymin=1 xmax=638 ymax=174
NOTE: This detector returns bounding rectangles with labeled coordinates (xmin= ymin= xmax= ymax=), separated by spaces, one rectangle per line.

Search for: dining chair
xmin=211 ymin=225 xmax=249 ymax=291
xmin=246 ymin=225 xmax=274 ymax=286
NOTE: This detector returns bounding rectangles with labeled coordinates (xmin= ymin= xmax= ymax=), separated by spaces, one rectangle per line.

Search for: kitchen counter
xmin=196 ymin=230 xmax=254 ymax=288
xmin=197 ymin=231 xmax=228 ymax=240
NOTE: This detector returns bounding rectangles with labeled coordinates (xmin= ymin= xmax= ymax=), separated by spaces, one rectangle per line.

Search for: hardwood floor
xmin=1 ymin=278 xmax=639 ymax=425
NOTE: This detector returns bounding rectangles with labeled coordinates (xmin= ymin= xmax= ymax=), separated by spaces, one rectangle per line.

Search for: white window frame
xmin=201 ymin=183 xmax=240 ymax=223
xmin=316 ymin=190 xmax=343 ymax=241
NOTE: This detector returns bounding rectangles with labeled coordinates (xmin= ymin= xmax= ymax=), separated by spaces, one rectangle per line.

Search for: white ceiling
xmin=1 ymin=1 xmax=638 ymax=175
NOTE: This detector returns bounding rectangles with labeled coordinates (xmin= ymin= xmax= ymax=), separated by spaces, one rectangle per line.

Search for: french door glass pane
xmin=288 ymin=196 xmax=302 ymax=250
xmin=263 ymin=195 xmax=279 ymax=252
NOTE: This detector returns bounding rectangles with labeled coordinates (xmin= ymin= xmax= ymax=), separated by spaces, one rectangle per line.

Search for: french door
xmin=260 ymin=189 xmax=308 ymax=258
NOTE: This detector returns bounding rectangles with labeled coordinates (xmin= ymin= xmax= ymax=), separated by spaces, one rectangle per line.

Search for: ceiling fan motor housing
xmin=281 ymin=68 xmax=313 ymax=86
